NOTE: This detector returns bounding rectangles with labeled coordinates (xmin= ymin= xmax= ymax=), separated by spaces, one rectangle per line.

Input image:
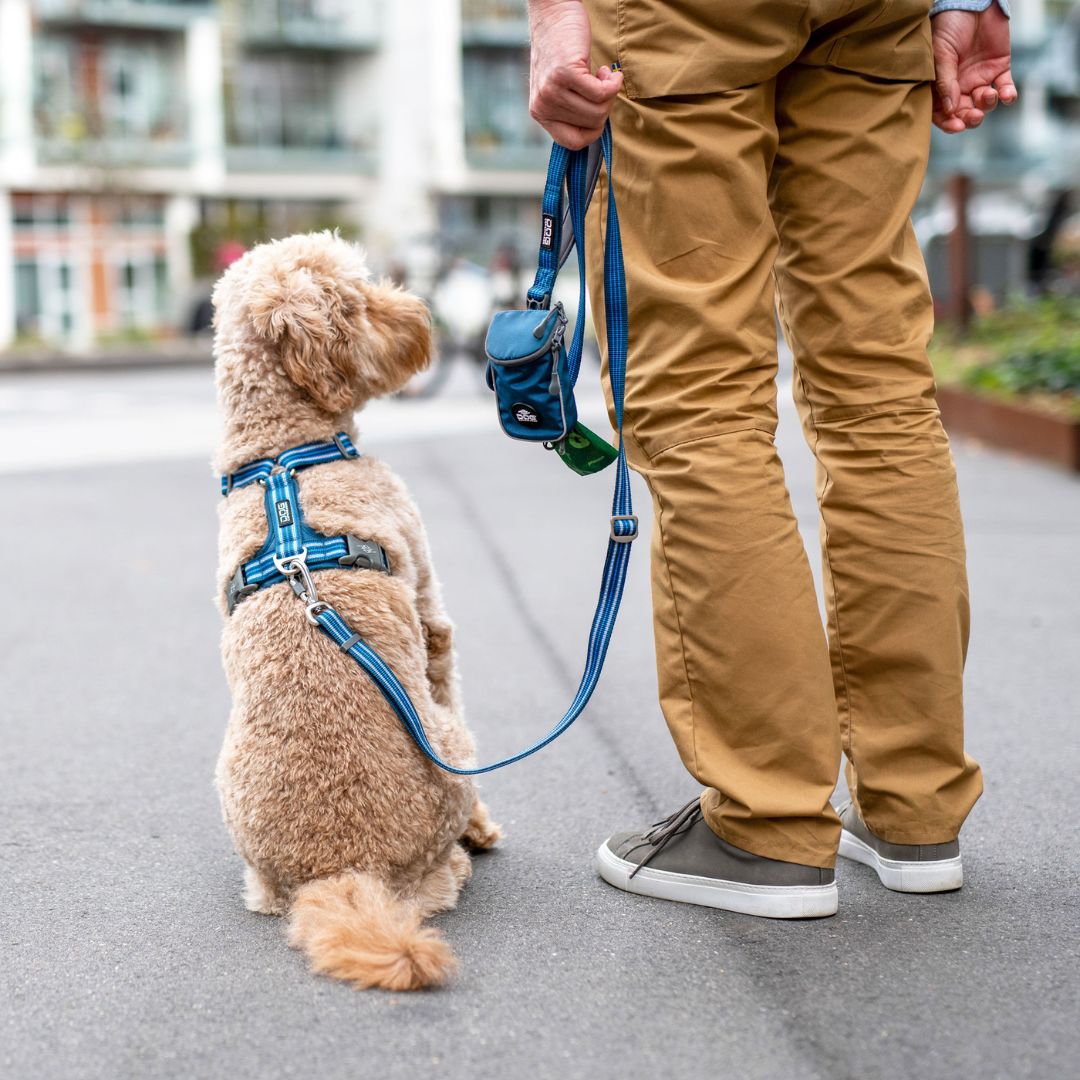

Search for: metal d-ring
xmin=272 ymin=548 xmax=309 ymax=576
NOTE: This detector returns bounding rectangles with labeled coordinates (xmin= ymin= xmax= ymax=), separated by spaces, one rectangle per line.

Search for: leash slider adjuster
xmin=610 ymin=514 xmax=639 ymax=543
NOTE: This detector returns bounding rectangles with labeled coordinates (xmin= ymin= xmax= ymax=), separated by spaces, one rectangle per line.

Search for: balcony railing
xmin=464 ymin=140 xmax=549 ymax=172
xmin=33 ymin=0 xmax=212 ymax=31
xmin=235 ymin=0 xmax=381 ymax=51
xmin=35 ymin=136 xmax=193 ymax=169
xmin=225 ymin=144 xmax=376 ymax=173
xmin=461 ymin=0 xmax=528 ymax=46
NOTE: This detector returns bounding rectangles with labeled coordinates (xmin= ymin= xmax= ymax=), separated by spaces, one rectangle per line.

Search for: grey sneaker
xmin=596 ymin=798 xmax=838 ymax=919
xmin=837 ymin=801 xmax=963 ymax=893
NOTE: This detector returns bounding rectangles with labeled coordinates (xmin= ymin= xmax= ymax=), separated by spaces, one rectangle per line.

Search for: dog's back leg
xmin=462 ymin=797 xmax=502 ymax=851
xmin=410 ymin=843 xmax=474 ymax=919
xmin=244 ymin=863 xmax=288 ymax=916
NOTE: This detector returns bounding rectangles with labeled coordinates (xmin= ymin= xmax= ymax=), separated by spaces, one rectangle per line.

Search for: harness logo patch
xmin=540 ymin=213 xmax=555 ymax=251
xmin=512 ymin=403 xmax=540 ymax=425
xmin=275 ymin=499 xmax=294 ymax=527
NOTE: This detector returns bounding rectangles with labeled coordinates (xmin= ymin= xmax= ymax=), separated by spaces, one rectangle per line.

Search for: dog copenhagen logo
xmin=275 ymin=499 xmax=294 ymax=527
xmin=540 ymin=214 xmax=555 ymax=251
xmin=512 ymin=403 xmax=540 ymax=425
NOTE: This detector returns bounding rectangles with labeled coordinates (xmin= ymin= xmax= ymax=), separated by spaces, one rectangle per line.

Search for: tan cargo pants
xmin=583 ymin=0 xmax=983 ymax=867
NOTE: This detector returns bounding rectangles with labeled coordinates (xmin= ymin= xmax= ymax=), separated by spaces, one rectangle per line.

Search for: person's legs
xmin=769 ymin=57 xmax=983 ymax=845
xmin=586 ymin=81 xmax=842 ymax=870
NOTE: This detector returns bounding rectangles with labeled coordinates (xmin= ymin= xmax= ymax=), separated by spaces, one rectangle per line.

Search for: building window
xmin=14 ymin=261 xmax=41 ymax=337
xmin=11 ymin=193 xmax=171 ymax=345
xmin=462 ymin=48 xmax=545 ymax=166
xmin=229 ymin=56 xmax=337 ymax=148
xmin=33 ymin=31 xmax=186 ymax=151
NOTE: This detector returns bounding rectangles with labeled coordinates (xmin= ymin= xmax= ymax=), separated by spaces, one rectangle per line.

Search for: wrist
xmin=529 ymin=0 xmax=583 ymax=15
xmin=930 ymin=0 xmax=1010 ymax=18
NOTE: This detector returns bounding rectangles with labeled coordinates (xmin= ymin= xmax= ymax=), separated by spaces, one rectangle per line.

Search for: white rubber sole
xmin=596 ymin=843 xmax=838 ymax=919
xmin=838 ymin=830 xmax=963 ymax=893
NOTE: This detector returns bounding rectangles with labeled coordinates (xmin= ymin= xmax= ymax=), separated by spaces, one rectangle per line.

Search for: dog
xmin=211 ymin=231 xmax=500 ymax=991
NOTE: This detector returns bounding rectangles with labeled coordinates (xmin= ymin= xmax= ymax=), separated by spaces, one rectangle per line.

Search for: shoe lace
xmin=628 ymin=797 xmax=703 ymax=880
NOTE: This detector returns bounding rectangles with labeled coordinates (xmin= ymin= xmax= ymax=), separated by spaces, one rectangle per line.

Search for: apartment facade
xmin=0 ymin=0 xmax=1075 ymax=350
xmin=0 ymin=0 xmax=543 ymax=350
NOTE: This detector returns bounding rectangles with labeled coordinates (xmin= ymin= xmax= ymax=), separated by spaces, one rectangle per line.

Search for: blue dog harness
xmin=221 ymin=125 xmax=634 ymax=775
xmin=221 ymin=433 xmax=392 ymax=615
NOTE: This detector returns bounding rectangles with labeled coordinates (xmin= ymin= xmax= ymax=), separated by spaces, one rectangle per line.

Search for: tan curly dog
xmin=212 ymin=232 xmax=500 ymax=991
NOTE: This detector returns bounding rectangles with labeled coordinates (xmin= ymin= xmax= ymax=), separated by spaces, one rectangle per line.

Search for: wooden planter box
xmin=936 ymin=385 xmax=1080 ymax=472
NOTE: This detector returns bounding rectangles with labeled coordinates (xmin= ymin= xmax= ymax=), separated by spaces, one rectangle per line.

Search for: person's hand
xmin=931 ymin=5 xmax=1017 ymax=133
xmin=528 ymin=0 xmax=623 ymax=149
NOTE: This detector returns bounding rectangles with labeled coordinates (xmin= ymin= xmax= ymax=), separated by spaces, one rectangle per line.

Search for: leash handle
xmin=526 ymin=141 xmax=594 ymax=388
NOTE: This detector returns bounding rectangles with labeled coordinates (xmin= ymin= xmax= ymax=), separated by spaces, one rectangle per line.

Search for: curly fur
xmin=212 ymin=232 xmax=500 ymax=991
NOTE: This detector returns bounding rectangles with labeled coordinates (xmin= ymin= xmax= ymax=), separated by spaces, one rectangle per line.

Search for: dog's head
xmin=213 ymin=231 xmax=431 ymax=415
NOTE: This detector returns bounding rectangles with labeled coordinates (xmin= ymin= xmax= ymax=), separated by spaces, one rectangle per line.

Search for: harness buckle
xmin=610 ymin=514 xmax=639 ymax=543
xmin=338 ymin=535 xmax=392 ymax=574
xmin=226 ymin=566 xmax=259 ymax=614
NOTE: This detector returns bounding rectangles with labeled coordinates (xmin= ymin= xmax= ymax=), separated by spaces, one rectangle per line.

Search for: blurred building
xmin=0 ymin=0 xmax=544 ymax=350
xmin=0 ymin=0 xmax=1076 ymax=350
xmin=920 ymin=0 xmax=1080 ymax=303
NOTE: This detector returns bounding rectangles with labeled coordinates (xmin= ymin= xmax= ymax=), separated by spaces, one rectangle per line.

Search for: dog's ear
xmin=356 ymin=281 xmax=433 ymax=398
xmin=247 ymin=264 xmax=360 ymax=414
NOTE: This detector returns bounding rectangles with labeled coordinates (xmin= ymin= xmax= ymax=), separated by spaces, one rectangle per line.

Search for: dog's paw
xmin=462 ymin=800 xmax=503 ymax=852
xmin=244 ymin=865 xmax=288 ymax=916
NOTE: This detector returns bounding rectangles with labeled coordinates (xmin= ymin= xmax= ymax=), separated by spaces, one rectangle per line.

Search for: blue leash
xmin=231 ymin=125 xmax=634 ymax=775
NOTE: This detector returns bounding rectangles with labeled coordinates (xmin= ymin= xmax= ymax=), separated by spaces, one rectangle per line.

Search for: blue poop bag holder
xmin=228 ymin=125 xmax=636 ymax=775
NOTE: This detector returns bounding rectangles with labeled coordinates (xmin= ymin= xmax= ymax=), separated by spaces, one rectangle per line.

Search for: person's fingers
xmin=934 ymin=49 xmax=961 ymax=115
xmin=994 ymin=68 xmax=1018 ymax=104
xmin=958 ymin=105 xmax=985 ymax=129
xmin=549 ymin=88 xmax=612 ymax=127
xmin=543 ymin=119 xmax=605 ymax=151
xmin=567 ymin=68 xmax=622 ymax=103
xmin=973 ymin=85 xmax=999 ymax=112
xmin=932 ymin=109 xmax=967 ymax=134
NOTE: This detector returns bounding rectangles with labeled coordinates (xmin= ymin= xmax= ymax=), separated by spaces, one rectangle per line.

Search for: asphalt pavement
xmin=1 ymin=364 xmax=1078 ymax=1080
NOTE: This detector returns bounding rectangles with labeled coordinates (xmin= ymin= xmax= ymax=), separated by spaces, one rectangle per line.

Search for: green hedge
xmin=931 ymin=297 xmax=1080 ymax=418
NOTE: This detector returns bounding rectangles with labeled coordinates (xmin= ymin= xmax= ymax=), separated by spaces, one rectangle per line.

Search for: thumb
xmin=935 ymin=49 xmax=960 ymax=115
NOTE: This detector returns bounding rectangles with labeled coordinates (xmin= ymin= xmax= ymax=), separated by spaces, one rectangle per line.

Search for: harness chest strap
xmin=220 ymin=432 xmax=392 ymax=615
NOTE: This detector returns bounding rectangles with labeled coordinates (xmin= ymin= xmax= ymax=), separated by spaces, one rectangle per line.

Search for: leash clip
xmin=274 ymin=551 xmax=316 ymax=600
xmin=274 ymin=550 xmax=331 ymax=625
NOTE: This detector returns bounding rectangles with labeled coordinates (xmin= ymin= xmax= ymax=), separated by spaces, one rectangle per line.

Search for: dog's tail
xmin=288 ymin=870 xmax=455 ymax=991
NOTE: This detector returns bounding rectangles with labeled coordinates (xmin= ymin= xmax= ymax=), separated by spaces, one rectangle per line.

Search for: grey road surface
xmin=2 ymin=368 xmax=1078 ymax=1080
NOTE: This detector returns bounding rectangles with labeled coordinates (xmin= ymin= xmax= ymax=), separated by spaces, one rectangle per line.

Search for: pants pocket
xmin=823 ymin=0 xmax=936 ymax=81
xmin=607 ymin=0 xmax=807 ymax=98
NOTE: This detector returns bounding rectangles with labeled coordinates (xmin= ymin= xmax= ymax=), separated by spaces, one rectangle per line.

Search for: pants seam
xmin=643 ymin=423 xmax=779 ymax=463
xmin=775 ymin=278 xmax=857 ymax=768
xmin=654 ymin=487 xmax=700 ymax=779
xmin=811 ymin=404 xmax=941 ymax=426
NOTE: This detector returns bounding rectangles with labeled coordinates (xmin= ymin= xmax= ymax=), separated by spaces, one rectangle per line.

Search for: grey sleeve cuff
xmin=929 ymin=0 xmax=1010 ymax=17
